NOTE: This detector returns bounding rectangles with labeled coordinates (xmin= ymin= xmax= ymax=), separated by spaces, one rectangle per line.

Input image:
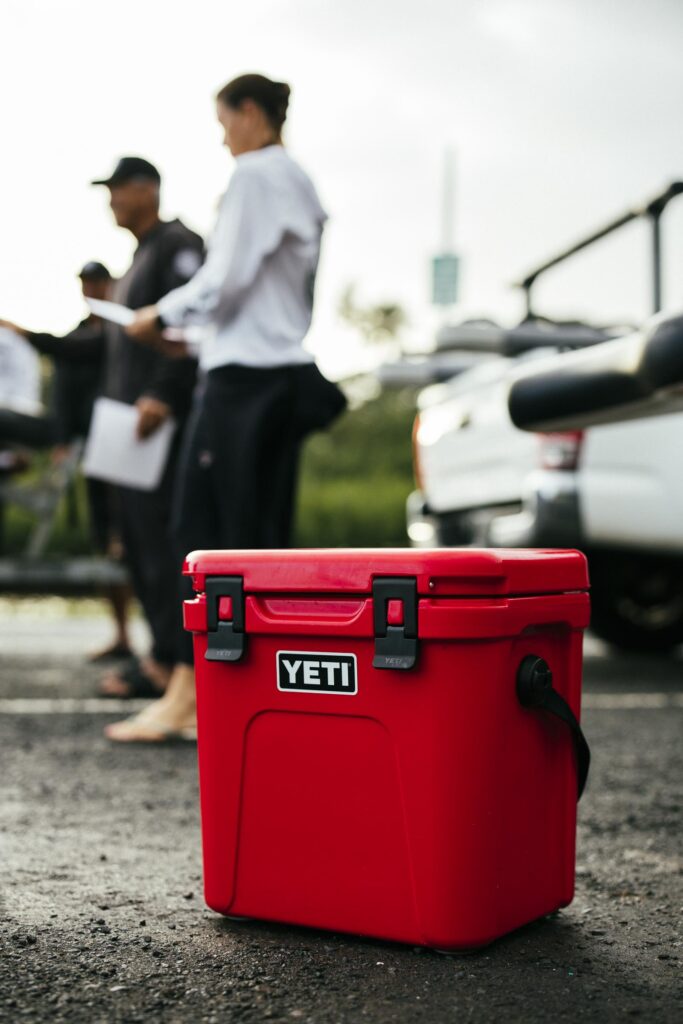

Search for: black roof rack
xmin=515 ymin=181 xmax=683 ymax=319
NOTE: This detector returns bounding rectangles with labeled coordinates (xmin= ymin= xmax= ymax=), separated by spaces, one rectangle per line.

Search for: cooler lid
xmin=185 ymin=548 xmax=589 ymax=597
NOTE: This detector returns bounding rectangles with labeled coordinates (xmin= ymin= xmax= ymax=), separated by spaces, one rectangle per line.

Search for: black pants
xmin=118 ymin=434 xmax=184 ymax=668
xmin=172 ymin=365 xmax=302 ymax=665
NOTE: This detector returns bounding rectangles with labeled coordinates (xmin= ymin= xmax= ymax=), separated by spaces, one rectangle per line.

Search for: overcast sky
xmin=1 ymin=0 xmax=681 ymax=375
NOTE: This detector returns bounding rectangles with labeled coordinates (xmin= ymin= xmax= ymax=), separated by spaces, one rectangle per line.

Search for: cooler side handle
xmin=517 ymin=655 xmax=591 ymax=799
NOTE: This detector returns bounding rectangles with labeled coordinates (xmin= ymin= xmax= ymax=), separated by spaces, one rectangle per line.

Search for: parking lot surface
xmin=1 ymin=606 xmax=681 ymax=1023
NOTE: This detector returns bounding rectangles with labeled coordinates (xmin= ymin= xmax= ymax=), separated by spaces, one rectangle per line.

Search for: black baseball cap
xmin=91 ymin=156 xmax=161 ymax=187
xmin=79 ymin=261 xmax=111 ymax=281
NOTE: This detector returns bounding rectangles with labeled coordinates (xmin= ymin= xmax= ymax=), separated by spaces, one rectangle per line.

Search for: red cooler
xmin=184 ymin=548 xmax=590 ymax=951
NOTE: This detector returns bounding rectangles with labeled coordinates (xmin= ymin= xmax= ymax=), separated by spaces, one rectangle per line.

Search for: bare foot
xmin=99 ymin=656 xmax=171 ymax=698
xmin=105 ymin=664 xmax=196 ymax=743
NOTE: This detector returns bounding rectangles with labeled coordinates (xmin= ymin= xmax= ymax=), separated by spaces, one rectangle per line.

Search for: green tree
xmin=338 ymin=285 xmax=407 ymax=348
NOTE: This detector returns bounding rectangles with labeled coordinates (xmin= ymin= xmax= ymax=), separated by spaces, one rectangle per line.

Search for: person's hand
xmin=148 ymin=336 xmax=191 ymax=359
xmin=126 ymin=306 xmax=162 ymax=344
xmin=135 ymin=396 xmax=171 ymax=439
xmin=0 ymin=319 xmax=27 ymax=337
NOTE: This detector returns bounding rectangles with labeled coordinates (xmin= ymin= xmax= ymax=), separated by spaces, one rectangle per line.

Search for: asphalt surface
xmin=0 ymin=604 xmax=681 ymax=1023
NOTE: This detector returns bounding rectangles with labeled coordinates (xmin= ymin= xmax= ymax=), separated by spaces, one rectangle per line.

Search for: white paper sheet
xmin=86 ymin=298 xmax=136 ymax=327
xmin=82 ymin=398 xmax=176 ymax=491
xmin=86 ymin=297 xmax=201 ymax=348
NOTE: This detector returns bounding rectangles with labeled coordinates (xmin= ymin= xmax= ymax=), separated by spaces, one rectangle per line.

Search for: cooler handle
xmin=517 ymin=655 xmax=590 ymax=800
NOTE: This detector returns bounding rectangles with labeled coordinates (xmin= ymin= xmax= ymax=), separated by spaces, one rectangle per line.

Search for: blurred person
xmin=1 ymin=262 xmax=111 ymax=455
xmin=0 ymin=262 xmax=134 ymax=661
xmin=89 ymin=157 xmax=203 ymax=698
xmin=0 ymin=323 xmax=42 ymax=441
xmin=105 ymin=73 xmax=339 ymax=742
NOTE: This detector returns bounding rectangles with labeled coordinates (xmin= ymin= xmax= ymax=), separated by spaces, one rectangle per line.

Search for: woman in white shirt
xmin=106 ymin=73 xmax=333 ymax=742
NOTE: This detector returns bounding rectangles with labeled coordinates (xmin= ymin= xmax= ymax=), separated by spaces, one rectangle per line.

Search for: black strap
xmin=517 ymin=655 xmax=590 ymax=799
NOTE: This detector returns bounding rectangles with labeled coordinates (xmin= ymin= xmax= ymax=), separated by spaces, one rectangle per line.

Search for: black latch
xmin=205 ymin=576 xmax=245 ymax=662
xmin=372 ymin=577 xmax=418 ymax=670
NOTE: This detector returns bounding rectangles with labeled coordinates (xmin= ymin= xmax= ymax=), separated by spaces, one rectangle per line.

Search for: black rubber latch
xmin=205 ymin=576 xmax=246 ymax=662
xmin=517 ymin=655 xmax=590 ymax=799
xmin=372 ymin=577 xmax=418 ymax=670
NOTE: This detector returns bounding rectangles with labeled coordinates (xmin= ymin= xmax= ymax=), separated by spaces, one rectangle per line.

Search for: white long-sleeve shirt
xmin=157 ymin=145 xmax=327 ymax=372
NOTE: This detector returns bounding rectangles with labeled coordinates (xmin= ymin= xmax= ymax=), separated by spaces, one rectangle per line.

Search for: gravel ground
xmin=0 ymin=608 xmax=681 ymax=1023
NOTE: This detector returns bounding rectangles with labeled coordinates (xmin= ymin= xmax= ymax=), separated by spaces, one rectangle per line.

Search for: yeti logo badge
xmin=277 ymin=652 xmax=358 ymax=695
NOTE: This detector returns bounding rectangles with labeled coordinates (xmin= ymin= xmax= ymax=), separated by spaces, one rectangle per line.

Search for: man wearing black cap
xmin=91 ymin=157 xmax=203 ymax=697
xmin=0 ymin=262 xmax=136 ymax=661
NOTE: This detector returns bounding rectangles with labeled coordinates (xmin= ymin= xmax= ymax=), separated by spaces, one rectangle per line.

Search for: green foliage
xmin=1 ymin=457 xmax=93 ymax=556
xmin=295 ymin=387 xmax=417 ymax=547
xmin=338 ymin=286 xmax=407 ymax=345
xmin=0 ymin=388 xmax=418 ymax=556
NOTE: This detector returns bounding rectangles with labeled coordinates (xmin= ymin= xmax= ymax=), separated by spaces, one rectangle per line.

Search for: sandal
xmin=98 ymin=658 xmax=167 ymax=700
xmin=87 ymin=642 xmax=134 ymax=664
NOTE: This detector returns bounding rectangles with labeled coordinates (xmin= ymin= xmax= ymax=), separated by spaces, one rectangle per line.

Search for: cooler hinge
xmin=205 ymin=576 xmax=246 ymax=662
xmin=372 ymin=577 xmax=418 ymax=670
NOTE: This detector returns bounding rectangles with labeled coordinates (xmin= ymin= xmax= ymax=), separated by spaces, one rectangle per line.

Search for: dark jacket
xmin=28 ymin=317 xmax=105 ymax=443
xmin=105 ymin=219 xmax=203 ymax=418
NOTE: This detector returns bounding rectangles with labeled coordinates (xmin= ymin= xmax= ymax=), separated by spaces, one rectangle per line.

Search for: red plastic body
xmin=184 ymin=548 xmax=590 ymax=950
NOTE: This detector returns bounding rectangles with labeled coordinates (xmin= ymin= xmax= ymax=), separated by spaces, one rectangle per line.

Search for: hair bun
xmin=217 ymin=74 xmax=291 ymax=132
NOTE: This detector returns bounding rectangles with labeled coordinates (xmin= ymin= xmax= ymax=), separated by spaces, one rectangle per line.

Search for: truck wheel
xmin=589 ymin=554 xmax=683 ymax=652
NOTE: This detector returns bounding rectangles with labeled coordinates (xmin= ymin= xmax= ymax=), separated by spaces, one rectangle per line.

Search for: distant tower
xmin=441 ymin=147 xmax=455 ymax=252
xmin=431 ymin=148 xmax=460 ymax=307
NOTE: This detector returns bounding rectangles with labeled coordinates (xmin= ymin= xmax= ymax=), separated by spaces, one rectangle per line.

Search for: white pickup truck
xmin=407 ymin=317 xmax=683 ymax=652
